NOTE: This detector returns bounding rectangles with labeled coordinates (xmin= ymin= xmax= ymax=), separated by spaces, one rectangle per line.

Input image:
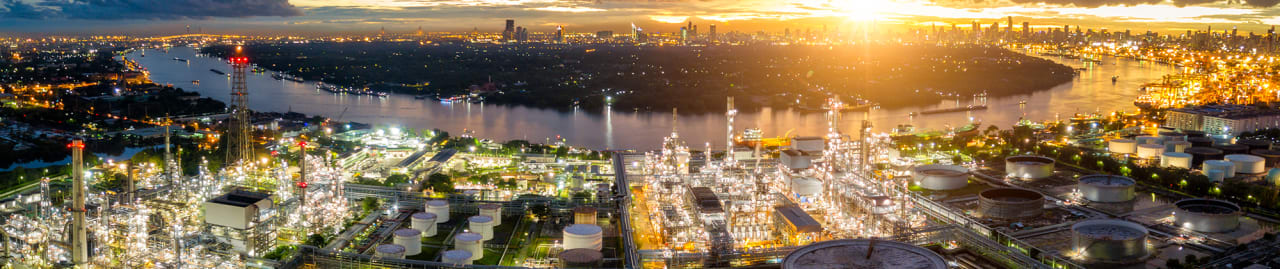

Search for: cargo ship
xmin=209 ymin=69 xmax=226 ymax=75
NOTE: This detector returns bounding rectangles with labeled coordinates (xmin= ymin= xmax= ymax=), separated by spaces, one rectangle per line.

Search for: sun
xmin=831 ymin=0 xmax=896 ymax=21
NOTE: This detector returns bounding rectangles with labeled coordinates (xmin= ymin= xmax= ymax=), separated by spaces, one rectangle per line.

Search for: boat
xmin=414 ymin=95 xmax=429 ymax=100
xmin=173 ymin=57 xmax=187 ymax=62
xmin=209 ymin=69 xmax=226 ymax=75
xmin=192 ymin=80 xmax=199 ymax=85
xmin=271 ymin=73 xmax=284 ymax=80
xmin=1111 ymin=76 xmax=1118 ymax=83
xmin=918 ymin=105 xmax=987 ymax=115
xmin=1018 ymin=100 xmax=1027 ymax=105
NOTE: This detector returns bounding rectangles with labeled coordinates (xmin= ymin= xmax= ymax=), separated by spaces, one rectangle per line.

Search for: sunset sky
xmin=2 ymin=0 xmax=1279 ymax=35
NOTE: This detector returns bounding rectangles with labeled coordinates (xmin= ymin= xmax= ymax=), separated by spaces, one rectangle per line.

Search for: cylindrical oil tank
xmin=1269 ymin=168 xmax=1280 ymax=185
xmin=1188 ymin=136 xmax=1214 ymax=147
xmin=1165 ymin=141 xmax=1191 ymax=153
xmin=1173 ymin=199 xmax=1241 ymax=233
xmin=1184 ymin=130 xmax=1207 ymax=137
xmin=782 ymin=239 xmax=947 ymax=269
xmin=1225 ymin=154 xmax=1266 ymax=174
xmin=1005 ymin=155 xmax=1055 ymax=179
xmin=1213 ymin=136 xmax=1235 ymax=146
xmin=1204 ymin=160 xmax=1236 ymax=178
xmin=1158 ymin=131 xmax=1187 ymax=142
xmin=574 ymin=206 xmax=598 ymax=225
xmin=1078 ymin=175 xmax=1136 ymax=203
xmin=978 ymin=188 xmax=1045 ymax=219
xmin=791 ymin=176 xmax=823 ymax=196
xmin=1215 ymin=144 xmax=1249 ymax=155
xmin=375 ymin=244 xmax=406 ymax=259
xmin=911 ymin=164 xmax=969 ymax=191
xmin=442 ymin=249 xmax=473 ymax=265
xmin=1186 ymin=147 xmax=1224 ymax=167
xmin=1135 ymin=136 xmax=1161 ymax=145
xmin=1108 ymin=139 xmax=1138 ymax=154
xmin=1072 ymin=219 xmax=1149 ymax=263
xmin=563 ymin=224 xmax=603 ymax=251
xmin=1251 ymin=149 xmax=1280 ymax=168
xmin=1238 ymin=139 xmax=1272 ymax=151
xmin=394 ymin=228 xmax=421 ymax=256
xmin=426 ymin=200 xmax=449 ymax=223
xmin=411 ymin=212 xmax=438 ymax=237
xmin=1161 ymin=152 xmax=1193 ymax=169
xmin=559 ymin=248 xmax=604 ymax=268
xmin=454 ymin=232 xmax=484 ymax=261
xmin=469 ymin=215 xmax=495 ymax=240
xmin=1137 ymin=144 xmax=1163 ymax=159
xmin=1205 ymin=169 xmax=1226 ymax=182
xmin=478 ymin=203 xmax=502 ymax=226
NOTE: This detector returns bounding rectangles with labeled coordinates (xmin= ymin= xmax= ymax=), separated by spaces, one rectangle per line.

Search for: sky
xmin=2 ymin=0 xmax=1280 ymax=35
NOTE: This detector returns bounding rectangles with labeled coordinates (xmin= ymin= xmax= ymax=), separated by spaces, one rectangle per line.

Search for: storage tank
xmin=911 ymin=164 xmax=969 ymax=191
xmin=478 ymin=203 xmax=502 ymax=226
xmin=1072 ymin=219 xmax=1149 ymax=263
xmin=1173 ymin=199 xmax=1241 ymax=233
xmin=1238 ymin=139 xmax=1272 ymax=151
xmin=469 ymin=215 xmax=495 ymax=240
xmin=411 ymin=212 xmax=438 ymax=237
xmin=1205 ymin=169 xmax=1226 ymax=182
xmin=563 ymin=224 xmax=603 ymax=251
xmin=1078 ymin=175 xmax=1136 ymax=203
xmin=1185 ymin=147 xmax=1224 ymax=167
xmin=1225 ymin=154 xmax=1266 ymax=174
xmin=978 ymin=188 xmax=1045 ymax=219
xmin=1188 ymin=136 xmax=1214 ymax=147
xmin=1203 ymin=160 xmax=1236 ymax=178
xmin=791 ymin=176 xmax=823 ymax=197
xmin=454 ymin=232 xmax=484 ymax=261
xmin=1161 ymin=152 xmax=1193 ymax=169
xmin=1135 ymin=136 xmax=1161 ymax=145
xmin=1250 ymin=149 xmax=1280 ymax=168
xmin=1165 ymin=141 xmax=1191 ymax=153
xmin=1108 ymin=139 xmax=1138 ymax=154
xmin=1213 ymin=136 xmax=1235 ymax=146
xmin=781 ymin=239 xmax=947 ymax=269
xmin=441 ymin=249 xmax=473 ymax=265
xmin=426 ymin=200 xmax=449 ymax=223
xmin=1136 ymin=144 xmax=1163 ymax=159
xmin=375 ymin=244 xmax=406 ymax=259
xmin=558 ymin=248 xmax=604 ymax=268
xmin=1158 ymin=131 xmax=1187 ymax=142
xmin=1004 ymin=155 xmax=1055 ymax=179
xmin=1269 ymin=168 xmax=1280 ymax=186
xmin=394 ymin=228 xmax=421 ymax=256
xmin=574 ymin=206 xmax=597 ymax=225
xmin=1215 ymin=144 xmax=1249 ymax=155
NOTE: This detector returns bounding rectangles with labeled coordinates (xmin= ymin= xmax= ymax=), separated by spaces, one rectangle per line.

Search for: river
xmin=124 ymin=46 xmax=1176 ymax=150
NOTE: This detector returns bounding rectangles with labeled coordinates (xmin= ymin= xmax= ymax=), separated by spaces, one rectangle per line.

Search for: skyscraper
xmin=556 ymin=25 xmax=565 ymax=43
xmin=709 ymin=24 xmax=716 ymax=38
xmin=1022 ymin=21 xmax=1029 ymax=39
xmin=503 ymin=19 xmax=515 ymax=41
xmin=1006 ymin=16 xmax=1013 ymax=39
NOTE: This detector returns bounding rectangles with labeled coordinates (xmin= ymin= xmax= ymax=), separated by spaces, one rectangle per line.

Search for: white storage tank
xmin=478 ymin=203 xmax=502 ymax=226
xmin=394 ymin=228 xmax=421 ymax=256
xmin=911 ymin=164 xmax=969 ymax=191
xmin=1004 ymin=155 xmax=1055 ymax=179
xmin=1078 ymin=175 xmax=1136 ymax=203
xmin=1165 ymin=141 xmax=1191 ymax=153
xmin=441 ymin=249 xmax=473 ymax=265
xmin=1204 ymin=160 xmax=1236 ymax=178
xmin=411 ymin=212 xmax=438 ymax=237
xmin=454 ymin=232 xmax=484 ymax=261
xmin=1135 ymin=136 xmax=1161 ymax=145
xmin=563 ymin=224 xmax=603 ymax=251
xmin=375 ymin=244 xmax=406 ymax=259
xmin=426 ymin=200 xmax=449 ymax=223
xmin=1205 ymin=169 xmax=1225 ymax=182
xmin=1136 ymin=144 xmax=1163 ymax=159
xmin=469 ymin=215 xmax=495 ymax=240
xmin=791 ymin=176 xmax=822 ymax=197
xmin=1225 ymin=154 xmax=1266 ymax=174
xmin=1072 ymin=219 xmax=1150 ymax=263
xmin=1108 ymin=139 xmax=1138 ymax=154
xmin=1173 ymin=199 xmax=1241 ymax=233
xmin=1161 ymin=152 xmax=1192 ymax=169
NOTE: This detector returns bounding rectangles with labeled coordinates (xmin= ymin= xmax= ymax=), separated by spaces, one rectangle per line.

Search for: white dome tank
xmin=1137 ymin=144 xmax=1163 ymax=159
xmin=469 ymin=215 xmax=495 ymax=240
xmin=454 ymin=232 xmax=484 ymax=261
xmin=1225 ymin=154 xmax=1266 ymax=174
xmin=375 ymin=244 xmax=406 ymax=259
xmin=478 ymin=203 xmax=502 ymax=226
xmin=1165 ymin=141 xmax=1191 ymax=153
xmin=1204 ymin=160 xmax=1235 ymax=178
xmin=911 ymin=164 xmax=968 ymax=191
xmin=1109 ymin=139 xmax=1138 ymax=154
xmin=1135 ymin=136 xmax=1161 ymax=145
xmin=426 ymin=200 xmax=449 ymax=223
xmin=442 ymin=249 xmax=473 ymax=265
xmin=1078 ymin=175 xmax=1136 ymax=203
xmin=563 ymin=224 xmax=603 ymax=251
xmin=411 ymin=212 xmax=438 ymax=237
xmin=791 ymin=176 xmax=822 ymax=197
xmin=394 ymin=228 xmax=421 ymax=256
xmin=1161 ymin=152 xmax=1192 ymax=169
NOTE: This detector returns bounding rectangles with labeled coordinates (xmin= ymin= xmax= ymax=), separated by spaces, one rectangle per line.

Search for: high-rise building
xmin=596 ymin=31 xmax=613 ymax=39
xmin=555 ymin=25 xmax=565 ymax=43
xmin=709 ymin=24 xmax=717 ymax=39
xmin=1022 ymin=21 xmax=1029 ymax=39
xmin=503 ymin=19 xmax=515 ymax=41
xmin=681 ymin=27 xmax=688 ymax=42
xmin=971 ymin=21 xmax=980 ymax=39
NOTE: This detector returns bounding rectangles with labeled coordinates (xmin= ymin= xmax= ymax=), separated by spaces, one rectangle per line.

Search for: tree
xmin=529 ymin=203 xmax=550 ymax=220
xmin=305 ymin=233 xmax=327 ymax=247
xmin=360 ymin=197 xmax=380 ymax=214
xmin=426 ymin=173 xmax=455 ymax=193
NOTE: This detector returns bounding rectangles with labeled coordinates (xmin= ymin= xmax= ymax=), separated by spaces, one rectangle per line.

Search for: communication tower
xmin=226 ymin=46 xmax=254 ymax=165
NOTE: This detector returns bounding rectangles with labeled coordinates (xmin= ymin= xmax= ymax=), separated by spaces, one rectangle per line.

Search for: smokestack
xmin=69 ymin=139 xmax=88 ymax=265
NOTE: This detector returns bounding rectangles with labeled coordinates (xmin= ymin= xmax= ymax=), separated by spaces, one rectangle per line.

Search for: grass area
xmin=473 ymin=248 xmax=504 ymax=265
xmin=404 ymin=245 xmax=443 ymax=261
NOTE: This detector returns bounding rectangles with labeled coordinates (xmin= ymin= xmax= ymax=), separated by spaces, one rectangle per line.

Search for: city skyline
xmin=4 ymin=0 xmax=1280 ymax=35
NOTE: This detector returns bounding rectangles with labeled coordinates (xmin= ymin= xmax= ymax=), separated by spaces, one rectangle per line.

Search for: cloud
xmin=530 ymin=6 xmax=606 ymax=12
xmin=997 ymin=0 xmax=1280 ymax=8
xmin=2 ymin=0 xmax=303 ymax=20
